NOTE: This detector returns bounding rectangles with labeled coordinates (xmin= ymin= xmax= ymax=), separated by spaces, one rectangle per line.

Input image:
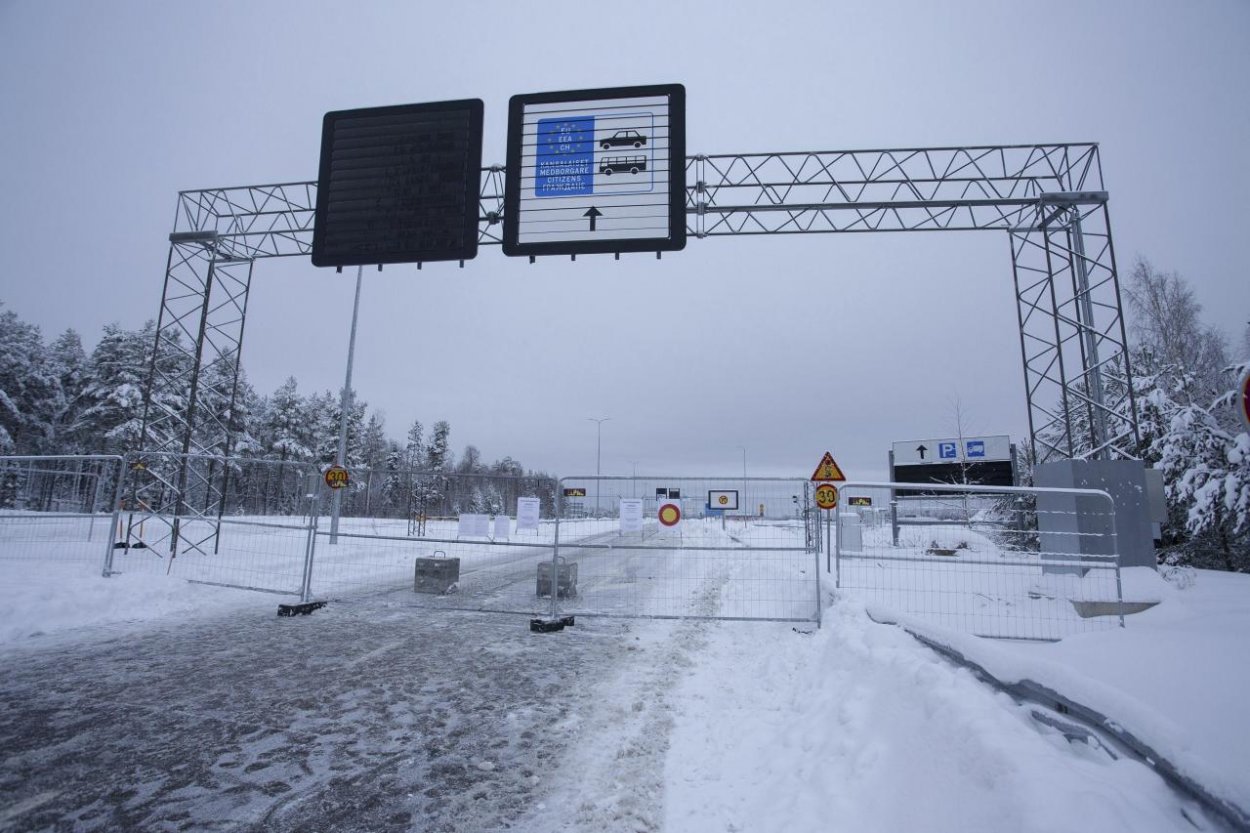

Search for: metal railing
xmin=833 ymin=481 xmax=1124 ymax=639
xmin=0 ymin=455 xmax=125 ymax=571
xmin=550 ymin=476 xmax=820 ymax=624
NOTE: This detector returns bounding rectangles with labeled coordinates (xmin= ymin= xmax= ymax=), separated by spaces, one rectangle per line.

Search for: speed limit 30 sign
xmin=814 ymin=483 xmax=838 ymax=510
xmin=324 ymin=465 xmax=350 ymax=490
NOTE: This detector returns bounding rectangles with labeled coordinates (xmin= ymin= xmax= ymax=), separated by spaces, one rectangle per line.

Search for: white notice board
xmin=517 ymin=497 xmax=541 ymax=531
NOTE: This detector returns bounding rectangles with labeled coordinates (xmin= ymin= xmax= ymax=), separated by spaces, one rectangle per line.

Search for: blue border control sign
xmin=503 ymin=83 xmax=686 ymax=258
xmin=535 ymin=117 xmax=595 ymax=197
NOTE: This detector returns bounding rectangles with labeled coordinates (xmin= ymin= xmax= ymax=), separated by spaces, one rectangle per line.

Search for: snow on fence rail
xmin=834 ymin=481 xmax=1125 ymax=640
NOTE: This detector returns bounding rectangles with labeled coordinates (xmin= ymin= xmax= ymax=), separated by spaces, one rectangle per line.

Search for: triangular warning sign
xmin=810 ymin=451 xmax=847 ymax=482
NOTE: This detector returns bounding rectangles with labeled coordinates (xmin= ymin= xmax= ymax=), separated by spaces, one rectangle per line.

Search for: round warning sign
xmin=324 ymin=465 xmax=350 ymax=490
xmin=1239 ymin=368 xmax=1250 ymax=431
xmin=814 ymin=483 xmax=838 ymax=510
xmin=658 ymin=502 xmax=682 ymax=527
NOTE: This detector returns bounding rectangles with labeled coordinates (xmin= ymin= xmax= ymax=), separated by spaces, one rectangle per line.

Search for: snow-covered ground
xmin=1 ymin=527 xmax=1246 ymax=831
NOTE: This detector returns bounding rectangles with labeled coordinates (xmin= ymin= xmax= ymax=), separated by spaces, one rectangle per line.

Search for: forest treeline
xmin=2 ymin=257 xmax=1248 ymax=567
xmin=0 ymin=307 xmax=555 ymax=516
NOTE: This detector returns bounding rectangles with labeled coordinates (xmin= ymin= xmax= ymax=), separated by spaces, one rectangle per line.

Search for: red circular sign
xmin=1240 ymin=368 xmax=1250 ymax=431
xmin=658 ymin=502 xmax=681 ymax=527
xmin=814 ymin=483 xmax=838 ymax=510
xmin=324 ymin=465 xmax=350 ymax=489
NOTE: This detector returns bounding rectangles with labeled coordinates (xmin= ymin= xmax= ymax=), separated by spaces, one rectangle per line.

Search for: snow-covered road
xmin=0 ymin=596 xmax=647 ymax=832
xmin=0 ymin=556 xmax=1230 ymax=833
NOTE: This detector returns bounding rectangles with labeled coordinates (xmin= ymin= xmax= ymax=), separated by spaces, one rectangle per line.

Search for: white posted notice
xmin=619 ymin=498 xmax=643 ymax=534
xmin=458 ymin=513 xmax=490 ymax=538
xmin=493 ymin=514 xmax=511 ymax=540
xmin=517 ymin=496 xmax=541 ymax=531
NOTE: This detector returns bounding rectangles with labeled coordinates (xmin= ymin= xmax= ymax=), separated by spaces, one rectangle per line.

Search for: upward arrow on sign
xmin=810 ymin=451 xmax=847 ymax=482
xmin=583 ymin=206 xmax=602 ymax=231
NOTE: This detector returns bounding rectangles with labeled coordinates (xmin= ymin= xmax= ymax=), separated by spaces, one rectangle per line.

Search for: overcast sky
xmin=1 ymin=0 xmax=1247 ymax=482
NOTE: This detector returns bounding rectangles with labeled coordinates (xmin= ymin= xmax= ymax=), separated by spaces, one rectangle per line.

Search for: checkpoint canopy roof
xmin=503 ymin=83 xmax=687 ymax=258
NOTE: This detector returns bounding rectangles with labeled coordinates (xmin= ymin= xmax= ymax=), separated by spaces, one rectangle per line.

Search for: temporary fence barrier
xmin=548 ymin=476 xmax=821 ymax=624
xmin=833 ymin=481 xmax=1125 ymax=639
xmin=301 ymin=470 xmax=561 ymax=616
xmin=0 ymin=455 xmax=125 ymax=569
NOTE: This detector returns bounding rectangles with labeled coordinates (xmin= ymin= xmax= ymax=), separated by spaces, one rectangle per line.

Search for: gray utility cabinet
xmin=1034 ymin=459 xmax=1163 ymax=570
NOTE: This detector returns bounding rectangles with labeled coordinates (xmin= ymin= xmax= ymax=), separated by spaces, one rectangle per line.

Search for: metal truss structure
xmin=135 ymin=143 xmax=1136 ymax=553
xmin=682 ymin=144 xmax=1137 ymax=462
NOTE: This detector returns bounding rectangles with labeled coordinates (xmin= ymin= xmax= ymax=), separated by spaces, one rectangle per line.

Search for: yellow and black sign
xmin=848 ymin=496 xmax=873 ymax=507
xmin=814 ymin=483 xmax=839 ymax=510
xmin=810 ymin=451 xmax=847 ymax=483
xmin=324 ymin=465 xmax=350 ymax=490
xmin=563 ymin=488 xmax=587 ymax=497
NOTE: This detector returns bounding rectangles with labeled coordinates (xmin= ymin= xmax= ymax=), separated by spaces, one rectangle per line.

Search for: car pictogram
xmin=600 ymin=129 xmax=646 ymax=149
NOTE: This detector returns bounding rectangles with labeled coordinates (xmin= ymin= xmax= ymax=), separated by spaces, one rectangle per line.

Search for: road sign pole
xmin=825 ymin=509 xmax=832 ymax=574
xmin=329 ymin=265 xmax=363 ymax=546
xmin=833 ymin=506 xmax=843 ymax=588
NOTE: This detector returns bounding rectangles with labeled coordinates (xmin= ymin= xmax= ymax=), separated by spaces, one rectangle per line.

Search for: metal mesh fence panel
xmin=108 ymin=455 xmax=320 ymax=595
xmin=834 ymin=481 xmax=1124 ymax=639
xmin=305 ymin=472 xmax=561 ymax=616
xmin=552 ymin=476 xmax=819 ymax=623
xmin=104 ymin=515 xmax=313 ymax=596
xmin=0 ymin=456 xmax=124 ymax=567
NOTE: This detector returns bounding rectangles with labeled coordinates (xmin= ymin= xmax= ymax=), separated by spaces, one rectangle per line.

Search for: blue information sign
xmin=939 ymin=442 xmax=958 ymax=459
xmin=535 ymin=117 xmax=595 ymax=197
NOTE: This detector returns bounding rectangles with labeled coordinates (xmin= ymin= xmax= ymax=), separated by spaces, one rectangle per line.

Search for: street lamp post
xmin=738 ymin=446 xmax=747 ymax=518
xmin=587 ymin=417 xmax=610 ymax=515
xmin=628 ymin=460 xmax=639 ymax=498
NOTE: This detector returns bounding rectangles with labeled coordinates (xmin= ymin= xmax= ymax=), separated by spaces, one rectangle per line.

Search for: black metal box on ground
xmin=414 ymin=556 xmax=460 ymax=594
xmin=536 ymin=559 xmax=578 ymax=598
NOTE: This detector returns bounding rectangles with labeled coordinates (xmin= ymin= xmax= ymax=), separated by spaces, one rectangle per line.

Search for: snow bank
xmin=875 ymin=567 xmax=1250 ymax=817
xmin=0 ymin=559 xmax=265 ymax=647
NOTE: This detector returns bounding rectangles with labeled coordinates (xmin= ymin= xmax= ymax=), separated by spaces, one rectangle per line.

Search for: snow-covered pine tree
xmin=47 ymin=328 xmax=88 ymax=451
xmin=260 ymin=377 xmax=313 ymax=462
xmin=74 ymin=321 xmax=169 ymax=454
xmin=360 ymin=413 xmax=388 ymax=471
xmin=426 ymin=420 xmax=451 ymax=471
xmin=311 ymin=389 xmax=366 ymax=466
xmin=0 ymin=304 xmax=60 ymax=454
xmin=404 ymin=419 xmax=424 ymax=470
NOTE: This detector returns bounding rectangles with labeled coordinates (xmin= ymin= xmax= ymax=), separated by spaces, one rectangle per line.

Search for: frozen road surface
xmin=1 ymin=581 xmax=1211 ymax=832
xmin=0 ymin=595 xmax=650 ymax=833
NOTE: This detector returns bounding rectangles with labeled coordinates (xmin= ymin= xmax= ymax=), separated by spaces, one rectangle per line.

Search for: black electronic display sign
xmin=312 ymin=99 xmax=484 ymax=267
xmin=890 ymin=462 xmax=1016 ymax=497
